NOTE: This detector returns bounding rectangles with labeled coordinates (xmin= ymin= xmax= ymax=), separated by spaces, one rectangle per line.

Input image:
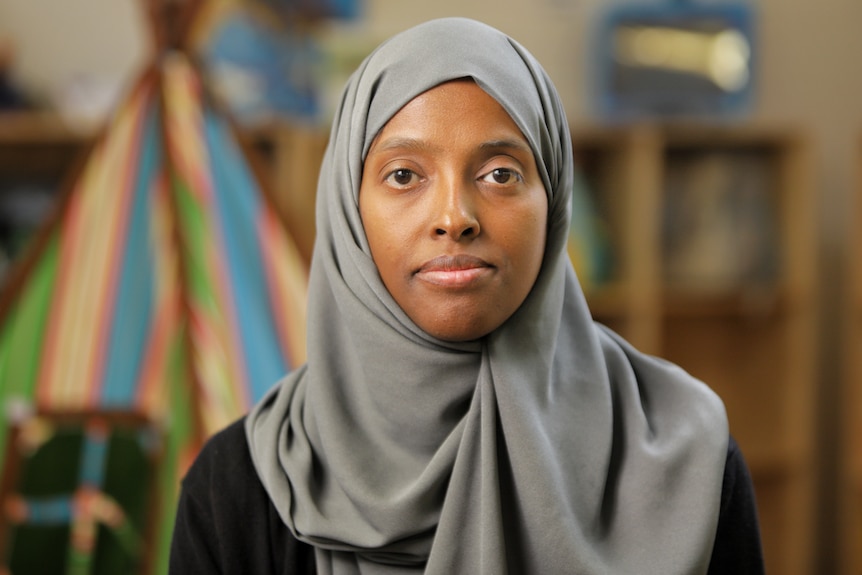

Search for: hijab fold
xmin=247 ymin=17 xmax=728 ymax=574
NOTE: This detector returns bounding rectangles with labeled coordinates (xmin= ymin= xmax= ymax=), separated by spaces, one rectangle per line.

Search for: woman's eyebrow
xmin=479 ymin=138 xmax=533 ymax=155
xmin=369 ymin=137 xmax=531 ymax=156
xmin=370 ymin=137 xmax=439 ymax=155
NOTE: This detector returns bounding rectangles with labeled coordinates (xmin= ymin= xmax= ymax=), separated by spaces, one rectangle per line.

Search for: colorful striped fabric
xmin=0 ymin=51 xmax=309 ymax=573
xmin=162 ymin=53 xmax=307 ymax=434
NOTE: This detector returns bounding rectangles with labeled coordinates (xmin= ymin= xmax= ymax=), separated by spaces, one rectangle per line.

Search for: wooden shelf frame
xmin=839 ymin=133 xmax=862 ymax=575
xmin=573 ymin=122 xmax=818 ymax=575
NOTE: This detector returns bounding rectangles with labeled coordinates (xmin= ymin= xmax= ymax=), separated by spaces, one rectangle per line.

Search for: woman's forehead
xmin=363 ymin=78 xmax=536 ymax=161
xmin=366 ymin=80 xmax=532 ymax=158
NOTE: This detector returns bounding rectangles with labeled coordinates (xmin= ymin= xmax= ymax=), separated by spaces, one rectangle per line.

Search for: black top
xmin=169 ymin=418 xmax=764 ymax=574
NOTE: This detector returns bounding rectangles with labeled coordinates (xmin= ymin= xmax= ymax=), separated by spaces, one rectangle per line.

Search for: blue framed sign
xmin=594 ymin=1 xmax=756 ymax=120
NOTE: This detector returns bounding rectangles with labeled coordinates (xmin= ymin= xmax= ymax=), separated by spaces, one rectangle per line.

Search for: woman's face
xmin=359 ymin=80 xmax=548 ymax=342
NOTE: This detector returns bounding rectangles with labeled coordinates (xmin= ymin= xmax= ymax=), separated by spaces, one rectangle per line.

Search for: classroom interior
xmin=0 ymin=0 xmax=861 ymax=573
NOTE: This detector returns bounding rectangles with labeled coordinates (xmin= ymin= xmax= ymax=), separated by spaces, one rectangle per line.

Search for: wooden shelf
xmin=839 ymin=133 xmax=862 ymax=575
xmin=661 ymin=286 xmax=786 ymax=318
xmin=0 ymin=111 xmax=97 ymax=143
xmin=571 ymin=122 xmax=818 ymax=575
xmin=0 ymin=112 xmax=95 ymax=181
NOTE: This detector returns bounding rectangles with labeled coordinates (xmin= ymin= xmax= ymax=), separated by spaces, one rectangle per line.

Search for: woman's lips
xmin=415 ymin=255 xmax=493 ymax=288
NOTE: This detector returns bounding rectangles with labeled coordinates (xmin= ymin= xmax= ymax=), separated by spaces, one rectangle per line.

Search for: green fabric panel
xmin=0 ymin=235 xmax=59 ymax=399
xmin=0 ymin=235 xmax=59 ymax=478
xmin=150 ymin=326 xmax=196 ymax=575
xmin=7 ymin=429 xmax=82 ymax=575
xmin=171 ymin=177 xmax=218 ymax=313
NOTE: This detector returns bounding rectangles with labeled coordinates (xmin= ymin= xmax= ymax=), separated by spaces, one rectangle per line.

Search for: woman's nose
xmin=432 ymin=180 xmax=480 ymax=240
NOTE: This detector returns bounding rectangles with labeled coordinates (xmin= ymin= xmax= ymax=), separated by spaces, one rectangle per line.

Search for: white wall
xmin=0 ymin=0 xmax=148 ymax=103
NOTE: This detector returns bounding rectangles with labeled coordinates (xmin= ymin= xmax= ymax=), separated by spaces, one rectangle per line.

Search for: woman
xmin=170 ymin=17 xmax=763 ymax=574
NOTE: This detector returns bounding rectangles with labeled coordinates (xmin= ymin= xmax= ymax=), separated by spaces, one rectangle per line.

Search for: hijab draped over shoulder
xmin=247 ymin=17 xmax=728 ymax=575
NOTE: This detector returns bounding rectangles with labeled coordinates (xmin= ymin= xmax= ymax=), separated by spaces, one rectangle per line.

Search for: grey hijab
xmin=247 ymin=17 xmax=728 ymax=574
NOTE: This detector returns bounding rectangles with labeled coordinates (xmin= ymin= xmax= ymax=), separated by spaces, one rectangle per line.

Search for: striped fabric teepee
xmin=0 ymin=3 xmax=309 ymax=571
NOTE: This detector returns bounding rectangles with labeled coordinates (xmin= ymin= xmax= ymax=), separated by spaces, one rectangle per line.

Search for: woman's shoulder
xmin=185 ymin=417 xmax=251 ymax=477
xmin=172 ymin=417 xmax=316 ymax=575
xmin=708 ymin=435 xmax=765 ymax=574
xmin=181 ymin=416 xmax=284 ymax=527
xmin=180 ymin=417 xmax=258 ymax=501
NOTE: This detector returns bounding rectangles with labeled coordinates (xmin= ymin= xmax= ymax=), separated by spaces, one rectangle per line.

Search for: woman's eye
xmin=385 ymin=168 xmax=417 ymax=187
xmin=481 ymin=168 xmax=522 ymax=185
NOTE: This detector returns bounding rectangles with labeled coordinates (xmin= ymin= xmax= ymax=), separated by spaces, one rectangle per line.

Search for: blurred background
xmin=0 ymin=0 xmax=860 ymax=573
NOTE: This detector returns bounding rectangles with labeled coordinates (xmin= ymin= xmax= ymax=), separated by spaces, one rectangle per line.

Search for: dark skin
xmin=359 ymin=80 xmax=548 ymax=342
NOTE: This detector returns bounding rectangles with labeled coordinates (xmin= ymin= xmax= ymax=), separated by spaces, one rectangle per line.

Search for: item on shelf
xmin=661 ymin=150 xmax=778 ymax=292
xmin=568 ymin=170 xmax=613 ymax=290
xmin=594 ymin=0 xmax=756 ymax=120
xmin=0 ymin=37 xmax=31 ymax=111
xmin=0 ymin=184 xmax=56 ymax=265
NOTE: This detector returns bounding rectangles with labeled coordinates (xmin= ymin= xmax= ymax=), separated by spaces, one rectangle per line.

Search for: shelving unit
xmin=0 ymin=113 xmax=96 ymax=183
xmin=840 ymin=134 xmax=862 ymax=575
xmin=573 ymin=123 xmax=818 ymax=575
